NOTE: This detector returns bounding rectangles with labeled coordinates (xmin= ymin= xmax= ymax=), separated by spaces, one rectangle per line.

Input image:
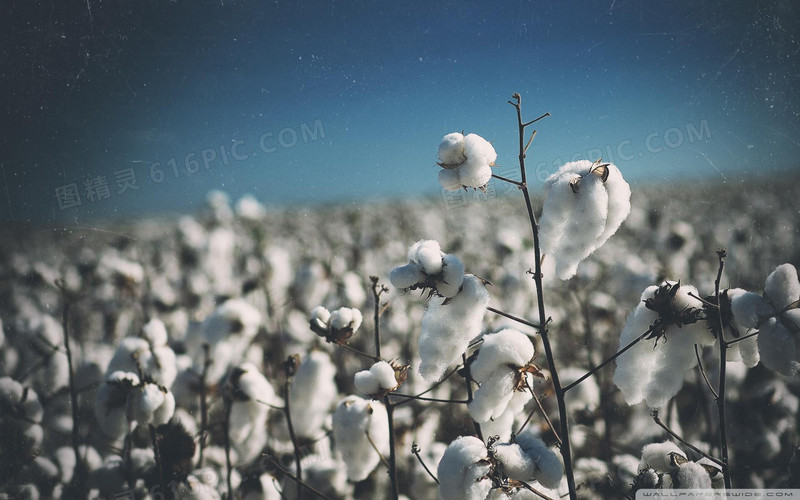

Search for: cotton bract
xmin=539 ymin=160 xmax=631 ymax=280
xmin=468 ymin=329 xmax=534 ymax=423
xmin=437 ymin=436 xmax=493 ymax=500
xmin=418 ymin=274 xmax=490 ymax=382
xmin=437 ymin=132 xmax=497 ymax=191
xmin=612 ymin=282 xmax=714 ymax=408
xmin=332 ymin=395 xmax=389 ymax=482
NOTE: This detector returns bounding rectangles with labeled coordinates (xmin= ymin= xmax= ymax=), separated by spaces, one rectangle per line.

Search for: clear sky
xmin=2 ymin=0 xmax=798 ymax=226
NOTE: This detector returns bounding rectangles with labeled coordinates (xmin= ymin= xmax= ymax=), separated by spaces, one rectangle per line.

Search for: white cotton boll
xmin=329 ymin=307 xmax=363 ymax=334
xmin=310 ymin=305 xmax=331 ymax=330
xmin=203 ymin=298 xmax=263 ymax=344
xmin=463 ymin=133 xmax=497 ymax=167
xmin=413 ymin=240 xmax=444 ymax=275
xmin=95 ymin=371 xmax=139 ymax=439
xmin=765 ymin=263 xmax=800 ymax=311
xmin=142 ymin=318 xmax=169 ymax=347
xmin=697 ymin=457 xmax=725 ymax=488
xmin=495 ymin=443 xmax=535 ymax=480
xmin=438 ymin=132 xmax=466 ymax=166
xmin=390 ymin=263 xmax=425 ymax=289
xmin=105 ymin=337 xmax=150 ymax=379
xmin=437 ymin=253 xmax=465 ymax=298
xmin=332 ymin=395 xmax=389 ymax=482
xmin=471 ymin=329 xmax=534 ymax=381
xmin=354 ymin=370 xmax=380 ymax=396
xmin=152 ymin=390 xmax=176 ymax=425
xmin=469 ymin=370 xmax=518 ymax=423
xmin=438 ymin=169 xmax=463 ymax=191
xmin=757 ymin=316 xmax=798 ymax=375
xmin=515 ymin=434 xmax=563 ymax=490
xmin=126 ymin=382 xmax=166 ymax=424
xmin=370 ymin=361 xmax=399 ymax=390
xmin=437 ymin=436 xmax=493 ymax=500
xmin=235 ymin=194 xmax=267 ymax=221
xmin=729 ymin=288 xmax=770 ymax=331
xmin=458 ymin=160 xmax=493 ymax=189
xmin=675 ymin=461 xmax=713 ymax=488
xmin=595 ymin=162 xmax=631 ymax=248
xmin=290 ymin=351 xmax=338 ymax=439
xmin=539 ymin=160 xmax=630 ymax=280
xmin=639 ymin=441 xmax=686 ymax=473
xmin=418 ymin=275 xmax=490 ymax=382
xmin=612 ymin=288 xmax=660 ymax=406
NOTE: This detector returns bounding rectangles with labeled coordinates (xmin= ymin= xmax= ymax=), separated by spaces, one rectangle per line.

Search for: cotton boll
xmin=438 ymin=132 xmax=466 ymax=166
xmin=310 ymin=305 xmax=331 ymax=331
xmin=235 ymin=194 xmax=267 ymax=221
xmin=674 ymin=461 xmax=713 ymax=488
xmin=329 ymin=307 xmax=363 ymax=335
xmin=289 ymin=351 xmax=338 ymax=439
xmin=412 ymin=240 xmax=444 ymax=275
xmin=227 ymin=364 xmax=277 ymax=462
xmin=596 ymin=162 xmax=632 ymax=248
xmin=463 ymin=133 xmax=497 ymax=168
xmin=518 ymin=434 xmax=563 ymax=490
xmin=437 ymin=254 xmax=465 ymax=298
xmin=757 ymin=316 xmax=799 ymax=375
xmin=354 ymin=370 xmax=380 ymax=396
xmin=439 ymin=169 xmax=463 ymax=191
xmin=696 ymin=457 xmax=724 ymax=488
xmin=105 ymin=337 xmax=150 ymax=378
xmin=126 ymin=382 xmax=166 ymax=424
xmin=639 ymin=441 xmax=686 ymax=473
xmin=332 ymin=395 xmax=389 ymax=482
xmin=95 ymin=371 xmax=139 ymax=439
xmin=494 ymin=442 xmax=535 ymax=480
xmin=390 ymin=263 xmax=425 ymax=289
xmin=418 ymin=275 xmax=490 ymax=382
xmin=437 ymin=436 xmax=493 ymax=500
xmin=458 ymin=160 xmax=493 ymax=189
xmin=764 ymin=263 xmax=800 ymax=311
xmin=729 ymin=288 xmax=770 ymax=331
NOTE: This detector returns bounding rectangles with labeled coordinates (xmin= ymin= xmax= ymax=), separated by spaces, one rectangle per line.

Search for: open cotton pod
xmin=436 ymin=132 xmax=497 ymax=191
xmin=539 ymin=159 xmax=631 ymax=280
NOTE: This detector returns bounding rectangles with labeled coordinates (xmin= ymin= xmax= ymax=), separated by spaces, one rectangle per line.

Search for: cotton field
xmin=1 ymin=169 xmax=799 ymax=499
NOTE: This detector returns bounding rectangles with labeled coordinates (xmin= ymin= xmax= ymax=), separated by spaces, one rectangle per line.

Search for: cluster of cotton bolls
xmin=1 ymin=169 xmax=799 ymax=499
xmin=630 ymin=441 xmax=722 ymax=491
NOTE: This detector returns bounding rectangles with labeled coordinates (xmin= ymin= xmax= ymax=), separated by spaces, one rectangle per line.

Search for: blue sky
xmin=3 ymin=0 xmax=798 ymax=226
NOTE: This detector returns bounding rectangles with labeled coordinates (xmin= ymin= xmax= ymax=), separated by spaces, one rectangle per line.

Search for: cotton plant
xmin=309 ymin=305 xmax=363 ymax=344
xmin=390 ymin=239 xmax=465 ymax=299
xmin=468 ymin=329 xmax=539 ymax=424
xmin=613 ymin=281 xmax=715 ymax=408
xmin=632 ymin=441 xmax=718 ymax=491
xmin=728 ymin=263 xmax=800 ymax=375
xmin=436 ymin=132 xmax=498 ymax=191
xmin=332 ymin=395 xmax=390 ymax=482
xmin=538 ymin=159 xmax=631 ymax=280
xmin=418 ymin=274 xmax=490 ymax=382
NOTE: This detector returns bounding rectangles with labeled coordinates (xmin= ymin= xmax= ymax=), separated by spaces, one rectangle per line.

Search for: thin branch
xmin=365 ymin=429 xmax=391 ymax=469
xmin=517 ymin=382 xmax=561 ymax=446
xmin=389 ymin=392 xmax=469 ymax=404
xmin=508 ymin=93 xmax=576 ymax=499
xmin=486 ymin=306 xmax=543 ymax=331
xmin=263 ymin=454 xmax=336 ymax=500
xmin=223 ymin=396 xmax=234 ymax=500
xmin=371 ymin=276 xmax=399 ymax=500
xmin=523 ymin=129 xmax=538 ymax=154
xmin=283 ymin=357 xmax=303 ymax=500
xmin=694 ymin=344 xmax=719 ymax=399
xmin=412 ymin=443 xmax=439 ymax=484
xmin=727 ymin=329 xmax=758 ymax=345
xmin=562 ymin=326 xmax=654 ymax=393
xmin=713 ymin=249 xmax=733 ymax=489
xmin=389 ymin=366 xmax=462 ymax=408
xmin=337 ymin=342 xmax=381 ymax=362
xmin=491 ymin=173 xmax=524 ymax=188
xmin=197 ymin=343 xmax=211 ymax=469
xmin=149 ymin=424 xmax=168 ymax=500
xmin=651 ymin=409 xmax=723 ymax=467
xmin=517 ymin=479 xmax=556 ymax=500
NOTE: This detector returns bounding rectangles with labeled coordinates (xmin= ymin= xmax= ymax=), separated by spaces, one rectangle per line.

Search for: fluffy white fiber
xmin=494 ymin=433 xmax=563 ymax=490
xmin=437 ymin=436 xmax=493 ymax=500
xmin=612 ymin=282 xmax=714 ymax=408
xmin=436 ymin=132 xmax=497 ymax=190
xmin=539 ymin=160 xmax=631 ymax=280
xmin=674 ymin=461 xmax=713 ymax=488
xmin=468 ymin=329 xmax=534 ymax=423
xmin=639 ymin=441 xmax=686 ymax=473
xmin=289 ymin=350 xmax=338 ymax=439
xmin=354 ymin=361 xmax=398 ymax=397
xmin=390 ymin=240 xmax=465 ymax=299
xmin=418 ymin=275 xmax=490 ymax=382
xmin=228 ymin=363 xmax=279 ymax=462
xmin=95 ymin=371 xmax=139 ymax=439
xmin=193 ymin=298 xmax=263 ymax=382
xmin=332 ymin=395 xmax=389 ymax=482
